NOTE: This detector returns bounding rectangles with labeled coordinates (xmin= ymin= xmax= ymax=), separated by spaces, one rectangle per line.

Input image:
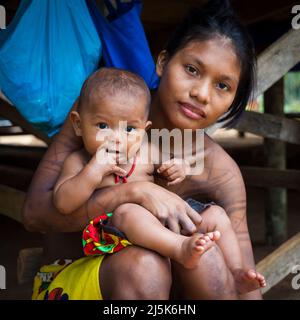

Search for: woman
xmin=23 ymin=1 xmax=261 ymax=300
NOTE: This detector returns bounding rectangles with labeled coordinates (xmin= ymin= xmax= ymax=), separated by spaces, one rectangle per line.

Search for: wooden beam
xmin=0 ymin=126 xmax=24 ymax=135
xmin=0 ymin=184 xmax=25 ymax=223
xmin=0 ymin=98 xmax=51 ymax=145
xmin=256 ymin=28 xmax=300 ymax=98
xmin=141 ymin=0 xmax=206 ymax=26
xmin=256 ymin=232 xmax=300 ymax=294
xmin=0 ymin=164 xmax=34 ymax=191
xmin=264 ymin=78 xmax=287 ymax=245
xmin=0 ymin=144 xmax=46 ymax=167
xmin=231 ymin=0 xmax=296 ymax=25
xmin=241 ymin=166 xmax=300 ymax=190
xmin=234 ymin=111 xmax=300 ymax=145
xmin=17 ymin=248 xmax=43 ymax=285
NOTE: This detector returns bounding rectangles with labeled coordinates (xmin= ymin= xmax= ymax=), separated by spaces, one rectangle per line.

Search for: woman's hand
xmin=133 ymin=181 xmax=202 ymax=235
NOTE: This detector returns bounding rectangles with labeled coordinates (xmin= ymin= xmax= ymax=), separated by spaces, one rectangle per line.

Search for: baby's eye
xmin=185 ymin=65 xmax=199 ymax=76
xmin=97 ymin=123 xmax=109 ymax=129
xmin=216 ymin=82 xmax=230 ymax=91
xmin=125 ymin=126 xmax=136 ymax=133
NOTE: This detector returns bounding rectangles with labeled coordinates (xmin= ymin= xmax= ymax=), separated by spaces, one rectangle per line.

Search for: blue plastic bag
xmin=0 ymin=0 xmax=102 ymax=137
xmin=86 ymin=0 xmax=159 ymax=89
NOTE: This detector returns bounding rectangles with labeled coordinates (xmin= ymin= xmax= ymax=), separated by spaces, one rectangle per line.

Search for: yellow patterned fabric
xmin=32 ymin=255 xmax=105 ymax=300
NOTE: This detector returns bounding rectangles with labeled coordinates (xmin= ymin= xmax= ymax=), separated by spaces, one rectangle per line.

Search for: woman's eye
xmin=126 ymin=126 xmax=136 ymax=133
xmin=185 ymin=65 xmax=199 ymax=76
xmin=98 ymin=123 xmax=108 ymax=129
xmin=216 ymin=82 xmax=229 ymax=91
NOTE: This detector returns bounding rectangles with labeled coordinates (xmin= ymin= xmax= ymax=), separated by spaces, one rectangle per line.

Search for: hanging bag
xmin=0 ymin=0 xmax=102 ymax=136
xmin=86 ymin=0 xmax=159 ymax=89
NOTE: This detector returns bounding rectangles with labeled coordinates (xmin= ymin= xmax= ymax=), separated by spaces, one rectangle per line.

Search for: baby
xmin=53 ymin=68 xmax=265 ymax=294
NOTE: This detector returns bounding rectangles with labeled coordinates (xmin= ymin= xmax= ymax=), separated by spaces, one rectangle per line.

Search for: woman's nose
xmin=190 ymin=80 xmax=210 ymax=105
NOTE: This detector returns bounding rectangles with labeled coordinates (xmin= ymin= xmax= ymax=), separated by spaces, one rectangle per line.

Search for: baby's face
xmin=77 ymin=93 xmax=150 ymax=164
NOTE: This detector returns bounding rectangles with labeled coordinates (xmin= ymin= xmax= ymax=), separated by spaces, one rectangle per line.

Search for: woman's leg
xmin=111 ymin=203 xmax=219 ymax=269
xmin=99 ymin=246 xmax=172 ymax=299
xmin=172 ymin=244 xmax=238 ymax=299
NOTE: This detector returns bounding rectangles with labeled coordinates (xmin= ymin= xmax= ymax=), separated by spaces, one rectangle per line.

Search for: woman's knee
xmin=101 ymin=246 xmax=172 ymax=299
xmin=132 ymin=248 xmax=172 ymax=297
xmin=201 ymin=205 xmax=232 ymax=231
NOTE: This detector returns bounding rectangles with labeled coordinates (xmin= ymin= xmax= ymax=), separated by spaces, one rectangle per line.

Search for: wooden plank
xmin=0 ymin=126 xmax=24 ymax=135
xmin=256 ymin=232 xmax=300 ymax=294
xmin=264 ymin=78 xmax=287 ymax=245
xmin=0 ymin=164 xmax=34 ymax=191
xmin=17 ymin=248 xmax=43 ymax=285
xmin=0 ymin=184 xmax=25 ymax=223
xmin=0 ymin=98 xmax=51 ymax=144
xmin=231 ymin=0 xmax=295 ymax=25
xmin=256 ymin=28 xmax=300 ymax=98
xmin=234 ymin=111 xmax=300 ymax=145
xmin=241 ymin=166 xmax=300 ymax=190
xmin=142 ymin=0 xmax=206 ymax=26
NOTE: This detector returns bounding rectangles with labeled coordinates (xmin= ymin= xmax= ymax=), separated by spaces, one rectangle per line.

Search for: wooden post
xmin=264 ymin=78 xmax=287 ymax=245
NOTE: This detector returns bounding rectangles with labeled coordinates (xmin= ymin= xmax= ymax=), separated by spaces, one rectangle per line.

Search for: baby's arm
xmin=53 ymin=151 xmax=126 ymax=215
xmin=157 ymin=158 xmax=190 ymax=186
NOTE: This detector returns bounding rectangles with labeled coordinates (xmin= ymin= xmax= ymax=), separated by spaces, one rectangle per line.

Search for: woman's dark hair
xmin=164 ymin=0 xmax=256 ymax=128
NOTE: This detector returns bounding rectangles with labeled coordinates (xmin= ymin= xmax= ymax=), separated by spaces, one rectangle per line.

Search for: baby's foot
xmin=233 ymin=269 xmax=267 ymax=294
xmin=179 ymin=231 xmax=221 ymax=269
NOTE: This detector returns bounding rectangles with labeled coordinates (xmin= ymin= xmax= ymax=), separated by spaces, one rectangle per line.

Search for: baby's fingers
xmin=110 ymin=165 xmax=127 ymax=176
xmin=157 ymin=162 xmax=173 ymax=174
xmin=167 ymin=177 xmax=184 ymax=186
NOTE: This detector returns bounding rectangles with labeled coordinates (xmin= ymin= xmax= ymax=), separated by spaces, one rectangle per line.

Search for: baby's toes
xmin=257 ymin=274 xmax=266 ymax=286
xmin=203 ymin=235 xmax=210 ymax=242
xmin=212 ymin=231 xmax=221 ymax=241
xmin=246 ymin=269 xmax=257 ymax=280
xmin=197 ymin=238 xmax=207 ymax=246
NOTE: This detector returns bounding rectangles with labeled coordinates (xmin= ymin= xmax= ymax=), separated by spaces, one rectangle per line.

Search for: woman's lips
xmin=179 ymin=103 xmax=206 ymax=120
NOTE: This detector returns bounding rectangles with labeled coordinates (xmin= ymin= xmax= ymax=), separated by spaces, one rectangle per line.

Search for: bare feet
xmin=233 ymin=269 xmax=267 ymax=294
xmin=178 ymin=231 xmax=221 ymax=269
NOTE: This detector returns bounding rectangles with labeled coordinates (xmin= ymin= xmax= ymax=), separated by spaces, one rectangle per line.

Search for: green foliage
xmin=284 ymin=72 xmax=300 ymax=113
xmin=256 ymin=72 xmax=300 ymax=114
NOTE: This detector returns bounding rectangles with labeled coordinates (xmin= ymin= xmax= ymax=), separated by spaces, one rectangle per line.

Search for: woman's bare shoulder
xmin=204 ymin=133 xmax=239 ymax=169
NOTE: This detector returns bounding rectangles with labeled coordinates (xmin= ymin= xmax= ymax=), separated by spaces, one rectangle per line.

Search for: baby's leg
xmin=200 ymin=205 xmax=266 ymax=294
xmin=112 ymin=203 xmax=220 ymax=269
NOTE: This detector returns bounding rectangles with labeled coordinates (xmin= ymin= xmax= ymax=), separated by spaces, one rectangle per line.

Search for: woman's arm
xmin=184 ymin=134 xmax=262 ymax=300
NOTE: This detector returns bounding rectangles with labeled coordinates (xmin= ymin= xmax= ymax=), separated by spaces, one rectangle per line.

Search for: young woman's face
xmin=156 ymin=38 xmax=241 ymax=130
